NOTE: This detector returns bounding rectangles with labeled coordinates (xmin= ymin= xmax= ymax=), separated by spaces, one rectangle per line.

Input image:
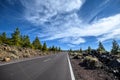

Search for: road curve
xmin=0 ymin=53 xmax=74 ymax=80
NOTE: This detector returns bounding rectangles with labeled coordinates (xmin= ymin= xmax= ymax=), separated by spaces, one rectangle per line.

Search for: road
xmin=0 ymin=53 xmax=75 ymax=80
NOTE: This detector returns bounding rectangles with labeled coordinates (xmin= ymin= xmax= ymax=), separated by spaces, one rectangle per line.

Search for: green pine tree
xmin=97 ymin=41 xmax=106 ymax=53
xmin=42 ymin=42 xmax=47 ymax=51
xmin=0 ymin=32 xmax=12 ymax=45
xmin=55 ymin=46 xmax=58 ymax=51
xmin=58 ymin=47 xmax=61 ymax=51
xmin=32 ymin=36 xmax=42 ymax=50
xmin=22 ymin=35 xmax=31 ymax=48
xmin=11 ymin=28 xmax=21 ymax=46
xmin=79 ymin=48 xmax=82 ymax=53
xmin=49 ymin=46 xmax=52 ymax=51
xmin=69 ymin=48 xmax=72 ymax=52
xmin=1 ymin=32 xmax=7 ymax=44
xmin=51 ymin=45 xmax=55 ymax=51
xmin=88 ymin=46 xmax=91 ymax=54
xmin=111 ymin=40 xmax=119 ymax=55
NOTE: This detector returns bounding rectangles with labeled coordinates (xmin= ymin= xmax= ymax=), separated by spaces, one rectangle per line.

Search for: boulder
xmin=23 ymin=53 xmax=31 ymax=58
xmin=4 ymin=57 xmax=11 ymax=62
xmin=73 ymin=55 xmax=82 ymax=59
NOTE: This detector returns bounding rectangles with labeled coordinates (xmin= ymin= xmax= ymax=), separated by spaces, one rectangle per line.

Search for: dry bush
xmin=82 ymin=56 xmax=102 ymax=69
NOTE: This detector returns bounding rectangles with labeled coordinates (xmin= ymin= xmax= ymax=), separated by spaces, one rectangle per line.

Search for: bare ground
xmin=70 ymin=58 xmax=117 ymax=80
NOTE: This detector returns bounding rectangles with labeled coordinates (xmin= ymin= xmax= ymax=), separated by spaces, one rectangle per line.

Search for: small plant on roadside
xmin=82 ymin=56 xmax=102 ymax=69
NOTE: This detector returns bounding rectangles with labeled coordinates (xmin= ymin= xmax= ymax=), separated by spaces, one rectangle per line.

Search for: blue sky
xmin=0 ymin=0 xmax=120 ymax=50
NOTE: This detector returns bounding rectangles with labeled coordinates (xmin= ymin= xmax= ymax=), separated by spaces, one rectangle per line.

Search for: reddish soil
xmin=71 ymin=58 xmax=116 ymax=80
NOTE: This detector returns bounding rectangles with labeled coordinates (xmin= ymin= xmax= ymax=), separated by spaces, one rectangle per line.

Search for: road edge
xmin=0 ymin=54 xmax=54 ymax=66
xmin=67 ymin=54 xmax=75 ymax=80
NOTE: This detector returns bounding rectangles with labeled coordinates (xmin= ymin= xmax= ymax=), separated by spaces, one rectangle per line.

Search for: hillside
xmin=0 ymin=44 xmax=50 ymax=62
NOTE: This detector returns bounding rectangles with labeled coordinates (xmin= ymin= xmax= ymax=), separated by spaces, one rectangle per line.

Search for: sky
xmin=0 ymin=0 xmax=120 ymax=50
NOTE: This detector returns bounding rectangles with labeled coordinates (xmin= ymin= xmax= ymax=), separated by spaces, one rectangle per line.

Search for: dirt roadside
xmin=70 ymin=58 xmax=117 ymax=80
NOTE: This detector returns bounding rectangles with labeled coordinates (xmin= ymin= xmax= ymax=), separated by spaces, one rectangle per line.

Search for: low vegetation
xmin=82 ymin=56 xmax=102 ymax=69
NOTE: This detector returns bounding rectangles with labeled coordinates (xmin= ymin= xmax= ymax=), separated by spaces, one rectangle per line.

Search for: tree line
xmin=97 ymin=40 xmax=120 ymax=55
xmin=0 ymin=28 xmax=61 ymax=52
xmin=70 ymin=40 xmax=120 ymax=55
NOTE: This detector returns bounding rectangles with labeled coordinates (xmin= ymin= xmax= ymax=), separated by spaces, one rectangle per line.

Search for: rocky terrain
xmin=0 ymin=44 xmax=51 ymax=62
xmin=71 ymin=59 xmax=115 ymax=80
xmin=70 ymin=52 xmax=120 ymax=80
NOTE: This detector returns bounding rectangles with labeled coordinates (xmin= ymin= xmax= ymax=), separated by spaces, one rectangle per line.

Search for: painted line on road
xmin=43 ymin=58 xmax=51 ymax=62
xmin=67 ymin=54 xmax=75 ymax=80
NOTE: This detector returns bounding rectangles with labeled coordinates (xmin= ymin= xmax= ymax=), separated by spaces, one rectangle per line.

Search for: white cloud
xmin=83 ymin=0 xmax=110 ymax=23
xmin=60 ymin=37 xmax=85 ymax=45
xmin=98 ymin=28 xmax=120 ymax=42
xmin=85 ymin=14 xmax=120 ymax=37
xmin=41 ymin=13 xmax=120 ymax=44
xmin=67 ymin=44 xmax=76 ymax=48
xmin=21 ymin=0 xmax=84 ymax=25
xmin=20 ymin=0 xmax=120 ymax=45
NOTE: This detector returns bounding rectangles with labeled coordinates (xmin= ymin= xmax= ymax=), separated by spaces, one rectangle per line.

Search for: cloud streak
xmin=19 ymin=0 xmax=120 ymax=46
xmin=21 ymin=0 xmax=84 ymax=25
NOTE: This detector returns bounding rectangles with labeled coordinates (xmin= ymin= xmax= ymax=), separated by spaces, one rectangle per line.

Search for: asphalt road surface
xmin=0 ymin=53 xmax=74 ymax=80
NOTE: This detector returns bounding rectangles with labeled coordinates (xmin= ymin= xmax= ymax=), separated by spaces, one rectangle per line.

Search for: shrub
xmin=83 ymin=56 xmax=102 ymax=69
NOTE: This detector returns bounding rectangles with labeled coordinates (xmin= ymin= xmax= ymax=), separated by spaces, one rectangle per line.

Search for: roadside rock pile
xmin=0 ymin=44 xmax=44 ymax=62
xmin=73 ymin=54 xmax=83 ymax=59
xmin=70 ymin=51 xmax=120 ymax=80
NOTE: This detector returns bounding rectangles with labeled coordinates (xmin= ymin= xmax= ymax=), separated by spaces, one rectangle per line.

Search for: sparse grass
xmin=82 ymin=56 xmax=102 ymax=69
xmin=84 ymin=56 xmax=98 ymax=62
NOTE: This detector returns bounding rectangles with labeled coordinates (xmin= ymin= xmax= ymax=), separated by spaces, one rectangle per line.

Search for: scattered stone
xmin=23 ymin=53 xmax=31 ymax=58
xmin=4 ymin=57 xmax=11 ymax=62
xmin=71 ymin=57 xmax=117 ymax=80
xmin=0 ymin=44 xmax=52 ymax=63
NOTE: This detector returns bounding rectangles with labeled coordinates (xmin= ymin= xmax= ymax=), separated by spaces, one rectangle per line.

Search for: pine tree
xmin=55 ymin=47 xmax=58 ymax=51
xmin=11 ymin=28 xmax=21 ymax=46
xmin=97 ymin=41 xmax=106 ymax=53
xmin=79 ymin=48 xmax=82 ymax=53
xmin=49 ymin=46 xmax=52 ymax=51
xmin=51 ymin=45 xmax=55 ymax=51
xmin=58 ymin=47 xmax=61 ymax=51
xmin=6 ymin=38 xmax=13 ymax=45
xmin=0 ymin=32 xmax=12 ymax=44
xmin=42 ymin=42 xmax=47 ymax=51
xmin=88 ymin=46 xmax=91 ymax=54
xmin=1 ymin=32 xmax=7 ymax=44
xmin=20 ymin=35 xmax=24 ymax=46
xmin=32 ymin=36 xmax=42 ymax=50
xmin=22 ymin=35 xmax=31 ymax=48
xmin=69 ymin=48 xmax=72 ymax=52
xmin=111 ymin=40 xmax=119 ymax=55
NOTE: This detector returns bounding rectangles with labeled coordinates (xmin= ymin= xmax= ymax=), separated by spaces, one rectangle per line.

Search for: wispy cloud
xmin=19 ymin=0 xmax=120 ymax=46
xmin=60 ymin=37 xmax=85 ymax=45
xmin=82 ymin=0 xmax=111 ymax=23
xmin=20 ymin=0 xmax=84 ymax=25
xmin=98 ymin=27 xmax=120 ymax=42
xmin=41 ymin=13 xmax=120 ymax=45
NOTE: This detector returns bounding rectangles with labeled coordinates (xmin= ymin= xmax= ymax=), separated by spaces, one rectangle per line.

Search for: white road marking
xmin=67 ymin=54 xmax=75 ymax=80
xmin=43 ymin=58 xmax=51 ymax=62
